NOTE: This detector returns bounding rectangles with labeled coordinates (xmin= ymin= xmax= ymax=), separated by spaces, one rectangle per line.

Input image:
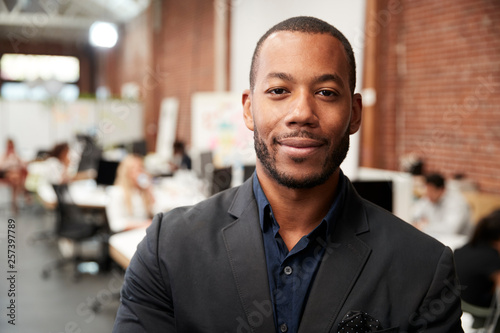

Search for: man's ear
xmin=242 ymin=89 xmax=254 ymax=131
xmin=349 ymin=93 xmax=363 ymax=134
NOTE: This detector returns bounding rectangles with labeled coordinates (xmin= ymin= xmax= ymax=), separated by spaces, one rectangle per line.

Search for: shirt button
xmin=280 ymin=323 xmax=288 ymax=332
xmin=284 ymin=266 xmax=293 ymax=275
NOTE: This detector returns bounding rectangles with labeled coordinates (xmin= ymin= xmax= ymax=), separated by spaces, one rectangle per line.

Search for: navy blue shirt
xmin=253 ymin=172 xmax=346 ymax=333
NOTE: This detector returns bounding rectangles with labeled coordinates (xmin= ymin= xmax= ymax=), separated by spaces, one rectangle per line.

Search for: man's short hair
xmin=425 ymin=173 xmax=445 ymax=189
xmin=249 ymin=16 xmax=356 ymax=94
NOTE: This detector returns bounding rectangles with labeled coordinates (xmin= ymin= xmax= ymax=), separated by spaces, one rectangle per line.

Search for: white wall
xmin=0 ymin=100 xmax=144 ymax=160
xmin=229 ymin=0 xmax=367 ymax=178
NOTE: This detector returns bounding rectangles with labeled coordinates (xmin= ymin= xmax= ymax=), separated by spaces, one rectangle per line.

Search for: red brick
xmin=365 ymin=0 xmax=500 ymax=194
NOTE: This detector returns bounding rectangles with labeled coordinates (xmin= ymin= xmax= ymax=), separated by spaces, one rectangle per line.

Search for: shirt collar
xmin=252 ymin=170 xmax=346 ymax=238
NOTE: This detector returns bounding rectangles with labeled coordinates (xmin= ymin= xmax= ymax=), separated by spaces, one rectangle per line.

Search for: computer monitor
xmin=95 ymin=159 xmax=120 ymax=186
xmin=198 ymin=151 xmax=213 ymax=180
xmin=351 ymin=180 xmax=393 ymax=212
xmin=243 ymin=165 xmax=256 ymax=181
xmin=77 ymin=135 xmax=102 ymax=172
xmin=211 ymin=166 xmax=232 ymax=195
xmin=132 ymin=140 xmax=147 ymax=156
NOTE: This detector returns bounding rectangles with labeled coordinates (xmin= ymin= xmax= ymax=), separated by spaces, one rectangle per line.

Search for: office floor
xmin=0 ymin=187 xmax=122 ymax=333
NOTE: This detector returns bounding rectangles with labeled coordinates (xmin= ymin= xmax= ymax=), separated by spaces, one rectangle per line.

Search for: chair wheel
xmin=91 ymin=301 xmax=101 ymax=313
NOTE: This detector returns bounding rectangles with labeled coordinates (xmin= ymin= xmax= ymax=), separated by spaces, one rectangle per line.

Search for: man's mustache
xmin=273 ymin=131 xmax=329 ymax=145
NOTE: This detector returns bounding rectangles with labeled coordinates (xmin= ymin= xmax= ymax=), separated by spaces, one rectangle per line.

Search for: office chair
xmin=210 ymin=166 xmax=232 ymax=196
xmin=41 ymin=184 xmax=103 ymax=280
xmin=461 ymin=287 xmax=500 ymax=333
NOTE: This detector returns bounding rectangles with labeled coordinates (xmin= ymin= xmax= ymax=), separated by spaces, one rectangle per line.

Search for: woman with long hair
xmin=106 ymin=154 xmax=155 ymax=233
xmin=0 ymin=138 xmax=29 ymax=214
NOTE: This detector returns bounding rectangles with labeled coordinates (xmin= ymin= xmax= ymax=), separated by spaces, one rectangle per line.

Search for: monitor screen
xmin=198 ymin=151 xmax=213 ymax=180
xmin=211 ymin=166 xmax=232 ymax=195
xmin=95 ymin=159 xmax=119 ymax=186
xmin=351 ymin=180 xmax=393 ymax=212
xmin=77 ymin=135 xmax=102 ymax=172
xmin=132 ymin=140 xmax=147 ymax=156
xmin=243 ymin=165 xmax=256 ymax=181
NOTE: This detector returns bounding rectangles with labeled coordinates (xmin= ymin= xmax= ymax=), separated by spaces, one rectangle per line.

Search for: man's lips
xmin=277 ymin=137 xmax=326 ymax=158
xmin=278 ymin=137 xmax=324 ymax=148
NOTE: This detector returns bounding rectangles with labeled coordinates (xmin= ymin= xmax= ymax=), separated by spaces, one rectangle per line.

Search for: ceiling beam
xmin=0 ymin=12 xmax=98 ymax=29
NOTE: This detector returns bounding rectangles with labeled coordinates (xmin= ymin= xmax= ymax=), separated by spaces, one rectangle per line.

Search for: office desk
xmin=37 ymin=179 xmax=109 ymax=209
xmin=152 ymin=171 xmax=207 ymax=212
xmin=109 ymin=227 xmax=147 ymax=269
xmin=108 ymin=170 xmax=207 ymax=268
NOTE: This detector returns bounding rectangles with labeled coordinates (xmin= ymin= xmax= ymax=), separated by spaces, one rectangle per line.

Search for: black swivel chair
xmin=210 ymin=166 xmax=232 ymax=196
xmin=42 ymin=184 xmax=103 ymax=280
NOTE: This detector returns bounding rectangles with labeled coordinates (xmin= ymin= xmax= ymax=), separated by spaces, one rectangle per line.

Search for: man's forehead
xmin=262 ymin=30 xmax=340 ymax=49
xmin=256 ymin=31 xmax=349 ymax=81
xmin=257 ymin=31 xmax=347 ymax=67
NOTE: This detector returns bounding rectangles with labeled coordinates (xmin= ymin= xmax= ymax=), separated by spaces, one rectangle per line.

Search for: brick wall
xmin=101 ymin=0 xmax=218 ymax=152
xmin=370 ymin=0 xmax=500 ymax=194
xmin=158 ymin=0 xmax=216 ymax=145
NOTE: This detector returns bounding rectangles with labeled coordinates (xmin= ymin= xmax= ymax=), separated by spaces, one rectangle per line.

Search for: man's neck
xmin=257 ymin=166 xmax=340 ymax=250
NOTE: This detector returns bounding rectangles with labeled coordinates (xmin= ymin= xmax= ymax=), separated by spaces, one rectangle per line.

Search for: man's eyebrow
xmin=265 ymin=72 xmax=295 ymax=83
xmin=265 ymin=72 xmax=345 ymax=88
xmin=313 ymin=73 xmax=345 ymax=88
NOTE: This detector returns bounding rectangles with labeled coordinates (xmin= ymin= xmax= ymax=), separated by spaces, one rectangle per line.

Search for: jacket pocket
xmin=374 ymin=327 xmax=399 ymax=333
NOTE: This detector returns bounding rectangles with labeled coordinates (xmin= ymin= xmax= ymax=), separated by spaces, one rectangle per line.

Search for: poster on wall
xmin=191 ymin=92 xmax=255 ymax=168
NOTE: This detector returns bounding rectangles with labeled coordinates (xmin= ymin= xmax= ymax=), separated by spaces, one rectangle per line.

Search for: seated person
xmin=412 ymin=172 xmax=472 ymax=236
xmin=455 ymin=210 xmax=500 ymax=319
xmin=106 ymin=154 xmax=155 ymax=233
xmin=0 ymin=138 xmax=30 ymax=214
xmin=169 ymin=140 xmax=192 ymax=171
xmin=44 ymin=142 xmax=93 ymax=185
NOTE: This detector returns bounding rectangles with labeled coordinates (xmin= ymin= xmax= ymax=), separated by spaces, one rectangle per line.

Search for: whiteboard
xmin=191 ymin=92 xmax=255 ymax=168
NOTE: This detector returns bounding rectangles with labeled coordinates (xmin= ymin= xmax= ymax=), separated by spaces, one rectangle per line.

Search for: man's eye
xmin=269 ymin=88 xmax=287 ymax=95
xmin=317 ymin=90 xmax=337 ymax=97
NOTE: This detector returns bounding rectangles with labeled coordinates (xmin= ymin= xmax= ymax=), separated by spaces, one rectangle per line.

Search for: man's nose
xmin=283 ymin=90 xmax=318 ymax=128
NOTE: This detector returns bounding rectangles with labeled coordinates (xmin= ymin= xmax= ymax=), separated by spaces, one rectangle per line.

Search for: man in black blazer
xmin=113 ymin=16 xmax=463 ymax=332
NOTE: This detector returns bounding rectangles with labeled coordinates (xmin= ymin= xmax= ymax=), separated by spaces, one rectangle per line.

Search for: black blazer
xmin=113 ymin=176 xmax=463 ymax=332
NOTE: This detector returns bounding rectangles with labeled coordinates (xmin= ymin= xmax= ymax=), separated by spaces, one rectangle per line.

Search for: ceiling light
xmin=89 ymin=22 xmax=118 ymax=48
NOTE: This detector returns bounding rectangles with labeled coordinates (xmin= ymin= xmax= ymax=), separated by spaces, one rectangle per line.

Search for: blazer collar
xmin=227 ymin=174 xmax=370 ymax=234
xmin=227 ymin=175 xmax=255 ymax=218
xmin=224 ymin=175 xmax=372 ymax=333
xmin=223 ymin=176 xmax=276 ymax=332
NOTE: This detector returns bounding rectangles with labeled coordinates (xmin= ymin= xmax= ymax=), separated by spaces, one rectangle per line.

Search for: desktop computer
xmin=95 ymin=159 xmax=120 ymax=186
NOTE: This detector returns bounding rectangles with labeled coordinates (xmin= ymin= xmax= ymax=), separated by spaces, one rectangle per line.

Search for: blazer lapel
xmin=222 ymin=178 xmax=275 ymax=333
xmin=299 ymin=181 xmax=372 ymax=333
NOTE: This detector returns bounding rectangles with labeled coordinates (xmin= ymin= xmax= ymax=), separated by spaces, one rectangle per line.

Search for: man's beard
xmin=254 ymin=127 xmax=350 ymax=189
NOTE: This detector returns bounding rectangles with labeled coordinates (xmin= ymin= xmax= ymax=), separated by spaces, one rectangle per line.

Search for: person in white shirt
xmin=43 ymin=142 xmax=93 ymax=185
xmin=0 ymin=138 xmax=29 ymax=214
xmin=106 ymin=154 xmax=155 ymax=233
xmin=412 ymin=172 xmax=472 ymax=236
xmin=43 ymin=143 xmax=73 ymax=185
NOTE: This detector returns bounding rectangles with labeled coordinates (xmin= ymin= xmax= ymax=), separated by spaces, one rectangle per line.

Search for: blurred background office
xmin=0 ymin=0 xmax=499 ymax=332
